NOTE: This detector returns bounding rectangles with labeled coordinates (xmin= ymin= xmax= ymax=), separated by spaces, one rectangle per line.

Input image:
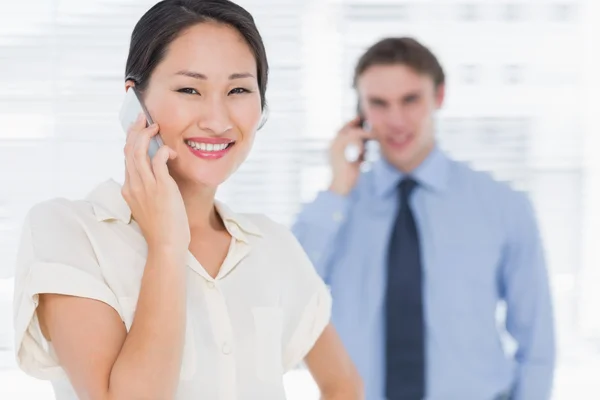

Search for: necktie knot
xmin=399 ymin=178 xmax=418 ymax=201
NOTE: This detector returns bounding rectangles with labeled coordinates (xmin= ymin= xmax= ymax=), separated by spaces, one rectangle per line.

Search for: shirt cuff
xmin=13 ymin=261 xmax=122 ymax=380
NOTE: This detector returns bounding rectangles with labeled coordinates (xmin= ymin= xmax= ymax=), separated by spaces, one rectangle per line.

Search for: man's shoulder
xmin=446 ymin=161 xmax=539 ymax=237
xmin=448 ymin=159 xmax=536 ymax=222
xmin=450 ymin=159 xmax=524 ymax=200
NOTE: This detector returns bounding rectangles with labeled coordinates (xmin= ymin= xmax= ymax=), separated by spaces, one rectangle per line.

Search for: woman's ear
xmin=257 ymin=106 xmax=269 ymax=130
xmin=124 ymin=80 xmax=135 ymax=92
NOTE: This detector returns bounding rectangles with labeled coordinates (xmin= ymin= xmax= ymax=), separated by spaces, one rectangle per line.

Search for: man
xmin=292 ymin=37 xmax=555 ymax=400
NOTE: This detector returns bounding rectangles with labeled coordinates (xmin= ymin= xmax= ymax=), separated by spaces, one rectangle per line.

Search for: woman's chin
xmin=168 ymin=159 xmax=234 ymax=188
xmin=186 ymin=170 xmax=231 ymax=189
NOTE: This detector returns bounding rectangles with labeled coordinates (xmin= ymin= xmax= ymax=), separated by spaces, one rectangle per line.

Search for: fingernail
xmin=137 ymin=113 xmax=145 ymax=122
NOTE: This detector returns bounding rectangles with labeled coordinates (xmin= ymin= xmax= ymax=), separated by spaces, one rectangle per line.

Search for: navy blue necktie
xmin=385 ymin=178 xmax=425 ymax=400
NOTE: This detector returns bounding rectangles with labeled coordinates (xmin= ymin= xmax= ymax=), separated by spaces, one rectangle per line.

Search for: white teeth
xmin=185 ymin=140 xmax=230 ymax=152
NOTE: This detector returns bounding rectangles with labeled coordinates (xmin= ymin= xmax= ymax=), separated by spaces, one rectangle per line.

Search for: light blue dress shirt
xmin=292 ymin=147 xmax=555 ymax=400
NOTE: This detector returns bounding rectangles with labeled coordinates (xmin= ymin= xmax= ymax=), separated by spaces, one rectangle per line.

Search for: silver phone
xmin=119 ymin=87 xmax=163 ymax=159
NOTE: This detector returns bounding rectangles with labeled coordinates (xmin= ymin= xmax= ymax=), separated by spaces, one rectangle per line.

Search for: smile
xmin=184 ymin=138 xmax=235 ymax=160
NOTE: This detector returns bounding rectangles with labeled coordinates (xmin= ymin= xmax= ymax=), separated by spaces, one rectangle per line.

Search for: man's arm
xmin=292 ymin=116 xmax=372 ymax=283
xmin=501 ymin=193 xmax=555 ymax=400
xmin=291 ymin=190 xmax=351 ymax=283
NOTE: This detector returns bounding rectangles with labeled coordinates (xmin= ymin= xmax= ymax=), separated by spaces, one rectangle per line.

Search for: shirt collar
xmin=213 ymin=200 xmax=263 ymax=242
xmin=87 ymin=179 xmax=132 ymax=224
xmin=373 ymin=146 xmax=451 ymax=198
xmin=87 ymin=179 xmax=263 ymax=242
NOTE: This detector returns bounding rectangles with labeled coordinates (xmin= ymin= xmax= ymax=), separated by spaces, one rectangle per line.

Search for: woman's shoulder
xmin=26 ymin=179 xmax=124 ymax=233
xmin=240 ymin=212 xmax=283 ymax=231
xmin=214 ymin=203 xmax=301 ymax=254
xmin=215 ymin=200 xmax=289 ymax=240
xmin=18 ymin=198 xmax=98 ymax=267
xmin=26 ymin=196 xmax=98 ymax=235
xmin=21 ymin=180 xmax=124 ymax=260
xmin=237 ymin=213 xmax=310 ymax=258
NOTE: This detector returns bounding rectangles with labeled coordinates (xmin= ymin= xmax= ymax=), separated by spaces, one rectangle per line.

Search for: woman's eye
xmin=178 ymin=88 xmax=199 ymax=95
xmin=229 ymin=87 xmax=250 ymax=95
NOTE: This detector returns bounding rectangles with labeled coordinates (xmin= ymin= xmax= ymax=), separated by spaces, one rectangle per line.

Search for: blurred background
xmin=1 ymin=0 xmax=600 ymax=398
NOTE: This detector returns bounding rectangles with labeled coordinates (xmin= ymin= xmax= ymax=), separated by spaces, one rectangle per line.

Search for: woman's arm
xmin=38 ymin=247 xmax=187 ymax=400
xmin=37 ymin=117 xmax=190 ymax=400
xmin=304 ymin=323 xmax=364 ymax=400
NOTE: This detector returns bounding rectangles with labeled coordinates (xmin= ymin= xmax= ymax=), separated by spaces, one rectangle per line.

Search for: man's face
xmin=357 ymin=64 xmax=444 ymax=172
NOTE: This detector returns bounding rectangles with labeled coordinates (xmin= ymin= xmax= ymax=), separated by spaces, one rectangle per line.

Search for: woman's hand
xmin=122 ymin=113 xmax=190 ymax=257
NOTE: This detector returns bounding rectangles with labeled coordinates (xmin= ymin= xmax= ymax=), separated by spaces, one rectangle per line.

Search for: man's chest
xmin=329 ymin=200 xmax=506 ymax=301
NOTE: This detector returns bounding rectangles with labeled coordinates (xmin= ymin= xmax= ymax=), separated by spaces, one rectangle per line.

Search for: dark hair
xmin=125 ymin=0 xmax=269 ymax=110
xmin=353 ymin=37 xmax=445 ymax=89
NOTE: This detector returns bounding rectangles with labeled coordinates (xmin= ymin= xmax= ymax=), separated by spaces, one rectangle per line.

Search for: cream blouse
xmin=13 ymin=179 xmax=331 ymax=400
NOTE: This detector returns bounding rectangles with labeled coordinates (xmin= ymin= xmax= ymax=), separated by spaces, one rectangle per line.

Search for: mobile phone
xmin=119 ymin=87 xmax=163 ymax=159
xmin=344 ymin=106 xmax=373 ymax=163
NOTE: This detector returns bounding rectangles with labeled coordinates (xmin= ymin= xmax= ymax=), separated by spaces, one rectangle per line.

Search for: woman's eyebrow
xmin=175 ymin=70 xmax=255 ymax=80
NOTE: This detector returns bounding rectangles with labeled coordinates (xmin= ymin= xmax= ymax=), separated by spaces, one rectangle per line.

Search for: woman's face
xmin=129 ymin=22 xmax=263 ymax=188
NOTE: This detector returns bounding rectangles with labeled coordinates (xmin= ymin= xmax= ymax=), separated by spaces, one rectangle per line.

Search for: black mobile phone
xmin=357 ymin=102 xmax=366 ymax=129
xmin=344 ymin=103 xmax=372 ymax=163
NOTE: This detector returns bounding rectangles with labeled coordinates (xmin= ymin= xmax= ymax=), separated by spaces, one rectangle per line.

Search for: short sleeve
xmin=277 ymin=227 xmax=332 ymax=372
xmin=12 ymin=200 xmax=121 ymax=380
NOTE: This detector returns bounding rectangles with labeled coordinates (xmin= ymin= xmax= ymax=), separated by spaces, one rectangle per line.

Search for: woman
xmin=12 ymin=1 xmax=362 ymax=399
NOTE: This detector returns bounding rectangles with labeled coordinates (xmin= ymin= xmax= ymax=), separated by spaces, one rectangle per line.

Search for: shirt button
xmin=206 ymin=281 xmax=215 ymax=289
xmin=222 ymin=342 xmax=232 ymax=355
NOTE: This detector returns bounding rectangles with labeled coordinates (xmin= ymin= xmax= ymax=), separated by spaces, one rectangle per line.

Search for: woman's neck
xmin=176 ymin=179 xmax=223 ymax=233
